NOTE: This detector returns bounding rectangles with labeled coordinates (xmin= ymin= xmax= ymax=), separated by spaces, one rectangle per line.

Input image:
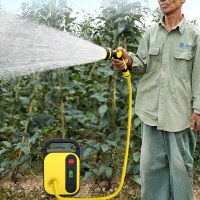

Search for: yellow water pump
xmin=43 ymin=139 xmax=80 ymax=195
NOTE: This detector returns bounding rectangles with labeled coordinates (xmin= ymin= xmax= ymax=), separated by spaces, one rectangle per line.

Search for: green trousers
xmin=140 ymin=122 xmax=197 ymax=200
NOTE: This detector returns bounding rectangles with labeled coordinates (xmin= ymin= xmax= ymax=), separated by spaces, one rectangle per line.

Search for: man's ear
xmin=181 ymin=0 xmax=186 ymax=4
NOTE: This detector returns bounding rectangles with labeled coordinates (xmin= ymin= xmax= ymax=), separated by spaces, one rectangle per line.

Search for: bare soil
xmin=0 ymin=168 xmax=200 ymax=200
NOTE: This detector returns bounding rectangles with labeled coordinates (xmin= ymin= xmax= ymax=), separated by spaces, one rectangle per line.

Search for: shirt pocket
xmin=173 ymin=50 xmax=193 ymax=80
xmin=146 ymin=46 xmax=160 ymax=73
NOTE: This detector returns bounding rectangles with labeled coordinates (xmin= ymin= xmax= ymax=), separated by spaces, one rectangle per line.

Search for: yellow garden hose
xmin=51 ymin=49 xmax=132 ymax=200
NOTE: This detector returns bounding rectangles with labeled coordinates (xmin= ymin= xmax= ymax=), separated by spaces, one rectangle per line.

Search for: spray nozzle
xmin=103 ymin=47 xmax=131 ymax=80
xmin=103 ymin=47 xmax=122 ymax=60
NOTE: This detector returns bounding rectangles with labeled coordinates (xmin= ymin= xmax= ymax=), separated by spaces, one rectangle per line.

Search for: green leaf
xmin=98 ymin=67 xmax=111 ymax=72
xmin=0 ymin=149 xmax=9 ymax=155
xmin=22 ymin=163 xmax=30 ymax=169
xmin=65 ymin=17 xmax=76 ymax=24
xmin=83 ymin=148 xmax=93 ymax=157
xmin=103 ymin=71 xmax=114 ymax=78
xmin=16 ymin=173 xmax=22 ymax=178
xmin=99 ymin=165 xmax=106 ymax=175
xmin=30 ymin=134 xmax=38 ymax=144
xmin=94 ymin=143 xmax=102 ymax=150
xmin=71 ymin=110 xmax=82 ymax=115
xmin=81 ymin=162 xmax=94 ymax=169
xmin=80 ymin=145 xmax=87 ymax=156
xmin=83 ymin=171 xmax=93 ymax=182
xmin=30 ymin=79 xmax=41 ymax=86
xmin=46 ymin=119 xmax=54 ymax=126
xmin=1 ymin=161 xmax=9 ymax=167
xmin=85 ymin=155 xmax=92 ymax=162
xmin=133 ymin=152 xmax=141 ymax=162
xmin=52 ymin=72 xmax=57 ymax=80
xmin=1 ymin=141 xmax=12 ymax=148
xmin=86 ymin=112 xmax=94 ymax=118
xmin=68 ymin=82 xmax=76 ymax=89
xmin=0 ymin=127 xmax=8 ymax=132
xmin=115 ymin=168 xmax=121 ymax=176
xmin=101 ymin=144 xmax=110 ymax=153
xmin=14 ymin=142 xmax=26 ymax=150
xmin=129 ymin=141 xmax=135 ymax=150
xmin=118 ymin=115 xmax=128 ymax=121
xmin=106 ymin=125 xmax=117 ymax=132
xmin=105 ymin=167 xmax=113 ymax=179
xmin=128 ymin=42 xmax=138 ymax=47
xmin=92 ymin=168 xmax=99 ymax=175
xmin=117 ymin=129 xmax=127 ymax=136
xmin=114 ymin=17 xmax=123 ymax=23
xmin=65 ymin=115 xmax=72 ymax=122
xmin=131 ymin=175 xmax=141 ymax=184
xmin=73 ymin=114 xmax=85 ymax=119
xmin=91 ymin=92 xmax=109 ymax=103
xmin=11 ymin=160 xmax=21 ymax=167
xmin=22 ymin=147 xmax=29 ymax=156
xmin=86 ymin=140 xmax=96 ymax=147
xmin=117 ymin=41 xmax=128 ymax=46
xmin=106 ymin=140 xmax=117 ymax=147
xmin=19 ymin=132 xmax=30 ymax=139
xmin=98 ymin=120 xmax=109 ymax=131
xmin=104 ymin=35 xmax=111 ymax=43
xmin=97 ymin=132 xmax=106 ymax=140
xmin=91 ymin=93 xmax=106 ymax=102
xmin=102 ymin=110 xmax=110 ymax=121
xmin=19 ymin=97 xmax=30 ymax=105
xmin=91 ymin=116 xmax=98 ymax=124
xmin=84 ymin=130 xmax=93 ymax=137
xmin=134 ymin=117 xmax=141 ymax=128
xmin=11 ymin=78 xmax=19 ymax=85
xmin=105 ymin=157 xmax=113 ymax=167
xmin=0 ymin=168 xmax=4 ymax=172
xmin=119 ymin=19 xmax=130 ymax=29
xmin=98 ymin=105 xmax=108 ymax=118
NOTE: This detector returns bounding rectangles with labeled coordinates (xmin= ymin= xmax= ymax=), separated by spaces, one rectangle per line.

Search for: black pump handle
xmin=43 ymin=138 xmax=80 ymax=159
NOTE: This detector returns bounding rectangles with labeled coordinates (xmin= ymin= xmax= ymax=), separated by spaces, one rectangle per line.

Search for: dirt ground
xmin=0 ymin=168 xmax=200 ymax=200
xmin=0 ymin=168 xmax=141 ymax=200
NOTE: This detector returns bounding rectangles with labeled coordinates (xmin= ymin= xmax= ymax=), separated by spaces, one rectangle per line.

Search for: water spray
xmin=0 ymin=12 xmax=106 ymax=79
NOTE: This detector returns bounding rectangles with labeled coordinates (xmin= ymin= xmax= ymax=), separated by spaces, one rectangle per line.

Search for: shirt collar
xmin=158 ymin=14 xmax=187 ymax=34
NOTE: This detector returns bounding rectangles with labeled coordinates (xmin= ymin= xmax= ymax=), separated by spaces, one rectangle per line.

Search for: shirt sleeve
xmin=192 ymin=35 xmax=200 ymax=115
xmin=128 ymin=31 xmax=149 ymax=75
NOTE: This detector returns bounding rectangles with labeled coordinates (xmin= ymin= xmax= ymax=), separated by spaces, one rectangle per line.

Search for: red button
xmin=68 ymin=159 xmax=74 ymax=164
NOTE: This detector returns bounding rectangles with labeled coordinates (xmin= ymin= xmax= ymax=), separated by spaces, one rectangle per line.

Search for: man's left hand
xmin=190 ymin=112 xmax=200 ymax=132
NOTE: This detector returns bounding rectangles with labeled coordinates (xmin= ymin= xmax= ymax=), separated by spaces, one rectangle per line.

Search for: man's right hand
xmin=111 ymin=47 xmax=132 ymax=71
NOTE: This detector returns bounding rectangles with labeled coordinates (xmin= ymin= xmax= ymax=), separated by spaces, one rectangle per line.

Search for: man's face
xmin=158 ymin=0 xmax=185 ymax=15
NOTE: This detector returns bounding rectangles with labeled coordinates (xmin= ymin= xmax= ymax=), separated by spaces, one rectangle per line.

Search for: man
xmin=112 ymin=0 xmax=200 ymax=199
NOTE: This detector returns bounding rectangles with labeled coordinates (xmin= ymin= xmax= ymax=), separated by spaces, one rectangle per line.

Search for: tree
xmin=20 ymin=0 xmax=75 ymax=31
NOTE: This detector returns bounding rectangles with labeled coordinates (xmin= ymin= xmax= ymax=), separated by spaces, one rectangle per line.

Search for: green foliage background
xmin=0 ymin=0 xmax=200 ymax=185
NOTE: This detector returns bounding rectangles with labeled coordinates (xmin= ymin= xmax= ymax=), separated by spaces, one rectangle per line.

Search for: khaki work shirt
xmin=128 ymin=16 xmax=200 ymax=132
